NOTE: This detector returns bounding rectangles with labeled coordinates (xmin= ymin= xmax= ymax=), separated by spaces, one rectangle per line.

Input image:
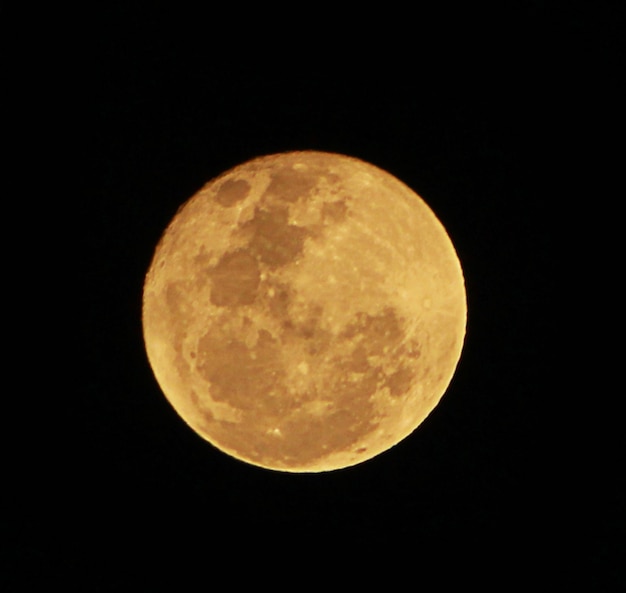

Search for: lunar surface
xmin=142 ymin=151 xmax=466 ymax=472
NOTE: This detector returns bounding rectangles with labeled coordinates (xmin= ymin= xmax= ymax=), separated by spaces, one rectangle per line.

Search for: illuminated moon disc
xmin=142 ymin=151 xmax=466 ymax=472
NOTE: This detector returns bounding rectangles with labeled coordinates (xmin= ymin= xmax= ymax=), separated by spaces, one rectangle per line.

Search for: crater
xmin=385 ymin=365 xmax=416 ymax=397
xmin=215 ymin=178 xmax=250 ymax=207
xmin=266 ymin=280 xmax=292 ymax=320
xmin=262 ymin=167 xmax=318 ymax=203
xmin=275 ymin=405 xmax=380 ymax=467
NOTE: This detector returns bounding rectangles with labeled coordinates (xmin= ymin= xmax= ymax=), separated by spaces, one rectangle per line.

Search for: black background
xmin=3 ymin=2 xmax=623 ymax=590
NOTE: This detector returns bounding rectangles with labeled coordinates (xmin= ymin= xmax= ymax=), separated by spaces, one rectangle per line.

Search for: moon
xmin=142 ymin=151 xmax=466 ymax=472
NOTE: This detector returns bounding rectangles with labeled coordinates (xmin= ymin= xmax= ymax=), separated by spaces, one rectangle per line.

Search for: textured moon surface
xmin=142 ymin=151 xmax=466 ymax=472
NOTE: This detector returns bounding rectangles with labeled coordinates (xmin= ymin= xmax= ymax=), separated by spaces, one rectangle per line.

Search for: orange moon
xmin=142 ymin=151 xmax=466 ymax=472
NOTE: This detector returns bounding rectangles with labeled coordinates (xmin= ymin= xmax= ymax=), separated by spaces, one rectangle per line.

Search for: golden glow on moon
xmin=142 ymin=151 xmax=466 ymax=472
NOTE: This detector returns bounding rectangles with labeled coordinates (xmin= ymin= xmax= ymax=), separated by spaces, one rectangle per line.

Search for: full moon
xmin=142 ymin=151 xmax=466 ymax=472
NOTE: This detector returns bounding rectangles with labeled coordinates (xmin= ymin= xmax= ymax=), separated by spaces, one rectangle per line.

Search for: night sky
xmin=4 ymin=3 xmax=623 ymax=590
